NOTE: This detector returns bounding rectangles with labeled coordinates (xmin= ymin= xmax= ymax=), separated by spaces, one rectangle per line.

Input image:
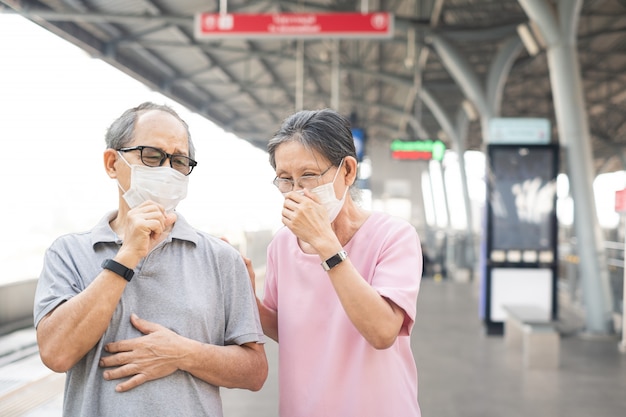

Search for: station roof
xmin=2 ymin=0 xmax=626 ymax=173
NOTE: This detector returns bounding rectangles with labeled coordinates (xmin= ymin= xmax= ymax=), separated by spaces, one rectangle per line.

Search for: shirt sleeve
xmin=33 ymin=239 xmax=84 ymax=328
xmin=370 ymin=219 xmax=422 ymax=336
xmin=221 ymin=245 xmax=265 ymax=345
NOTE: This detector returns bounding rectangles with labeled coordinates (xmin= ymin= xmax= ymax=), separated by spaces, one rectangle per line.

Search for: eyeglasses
xmin=273 ymin=164 xmax=334 ymax=193
xmin=117 ymin=145 xmax=197 ymax=176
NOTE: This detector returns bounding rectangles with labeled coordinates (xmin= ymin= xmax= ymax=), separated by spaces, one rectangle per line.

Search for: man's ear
xmin=104 ymin=149 xmax=119 ymax=179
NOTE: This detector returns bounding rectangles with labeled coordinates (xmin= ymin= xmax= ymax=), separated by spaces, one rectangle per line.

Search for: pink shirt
xmin=263 ymin=211 xmax=422 ymax=417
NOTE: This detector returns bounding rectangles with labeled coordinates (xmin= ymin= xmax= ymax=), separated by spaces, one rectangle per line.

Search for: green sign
xmin=390 ymin=139 xmax=446 ymax=161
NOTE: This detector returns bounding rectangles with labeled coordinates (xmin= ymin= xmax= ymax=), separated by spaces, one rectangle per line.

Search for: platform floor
xmin=3 ymin=278 xmax=626 ymax=417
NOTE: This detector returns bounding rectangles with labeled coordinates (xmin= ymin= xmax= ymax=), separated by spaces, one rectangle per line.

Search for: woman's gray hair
xmin=268 ymin=108 xmax=360 ymax=199
xmin=105 ymin=102 xmax=195 ymax=159
xmin=268 ymin=108 xmax=357 ymax=170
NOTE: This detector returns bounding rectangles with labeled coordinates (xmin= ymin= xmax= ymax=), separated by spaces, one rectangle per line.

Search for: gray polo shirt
xmin=34 ymin=211 xmax=264 ymax=417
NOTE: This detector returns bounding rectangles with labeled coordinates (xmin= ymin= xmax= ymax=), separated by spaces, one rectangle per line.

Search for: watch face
xmin=323 ymin=251 xmax=347 ymax=271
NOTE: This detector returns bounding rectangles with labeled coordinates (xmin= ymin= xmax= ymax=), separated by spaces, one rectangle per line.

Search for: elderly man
xmin=34 ymin=102 xmax=267 ymax=416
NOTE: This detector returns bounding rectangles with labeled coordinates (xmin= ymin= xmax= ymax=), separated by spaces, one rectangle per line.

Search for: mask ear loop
xmin=116 ymin=151 xmax=132 ymax=194
xmin=332 ymin=158 xmax=349 ymax=200
xmin=333 ymin=157 xmax=354 ymax=201
xmin=117 ymin=151 xmax=132 ymax=167
xmin=325 ymin=158 xmax=349 ymax=222
xmin=331 ymin=158 xmax=346 ymax=184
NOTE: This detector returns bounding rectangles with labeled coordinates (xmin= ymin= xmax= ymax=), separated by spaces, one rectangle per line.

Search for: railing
xmin=558 ymin=240 xmax=624 ymax=313
xmin=0 ymin=279 xmax=37 ymax=336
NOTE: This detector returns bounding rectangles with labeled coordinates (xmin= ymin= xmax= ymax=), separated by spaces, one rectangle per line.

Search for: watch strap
xmin=101 ymin=258 xmax=134 ymax=282
xmin=321 ymin=250 xmax=348 ymax=271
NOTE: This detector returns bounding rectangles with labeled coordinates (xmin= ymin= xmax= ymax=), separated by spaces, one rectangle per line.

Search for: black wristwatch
xmin=321 ymin=250 xmax=348 ymax=271
xmin=101 ymin=259 xmax=135 ymax=282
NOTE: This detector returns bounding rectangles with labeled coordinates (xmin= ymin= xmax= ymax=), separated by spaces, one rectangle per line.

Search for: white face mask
xmin=310 ymin=158 xmax=348 ymax=222
xmin=117 ymin=153 xmax=189 ymax=212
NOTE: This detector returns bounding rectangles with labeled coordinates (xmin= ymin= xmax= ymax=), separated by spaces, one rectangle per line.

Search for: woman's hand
xmin=281 ymin=189 xmax=332 ymax=247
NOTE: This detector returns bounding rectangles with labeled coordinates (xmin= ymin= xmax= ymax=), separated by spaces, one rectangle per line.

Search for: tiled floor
xmin=4 ymin=278 xmax=626 ymax=417
xmin=413 ymin=279 xmax=626 ymax=417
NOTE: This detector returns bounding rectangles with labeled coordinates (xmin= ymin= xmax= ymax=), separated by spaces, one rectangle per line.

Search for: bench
xmin=502 ymin=304 xmax=560 ymax=369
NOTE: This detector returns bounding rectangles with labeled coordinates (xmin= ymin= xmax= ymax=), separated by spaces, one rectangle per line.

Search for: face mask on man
xmin=117 ymin=152 xmax=189 ymax=212
xmin=310 ymin=158 xmax=348 ymax=222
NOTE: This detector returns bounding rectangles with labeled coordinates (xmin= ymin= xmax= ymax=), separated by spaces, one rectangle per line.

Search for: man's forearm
xmin=180 ymin=339 xmax=268 ymax=391
xmin=37 ymin=270 xmax=127 ymax=372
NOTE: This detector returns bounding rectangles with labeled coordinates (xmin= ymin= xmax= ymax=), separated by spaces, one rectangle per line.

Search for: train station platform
xmin=2 ymin=277 xmax=625 ymax=417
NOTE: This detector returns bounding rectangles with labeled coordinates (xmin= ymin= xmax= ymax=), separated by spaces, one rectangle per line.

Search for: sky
xmin=0 ymin=14 xmax=284 ymax=283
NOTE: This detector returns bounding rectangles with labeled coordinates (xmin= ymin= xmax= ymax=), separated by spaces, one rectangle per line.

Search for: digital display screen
xmin=487 ymin=145 xmax=558 ymax=251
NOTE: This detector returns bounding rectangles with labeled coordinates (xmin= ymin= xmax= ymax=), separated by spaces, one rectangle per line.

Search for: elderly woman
xmin=252 ymin=108 xmax=423 ymax=416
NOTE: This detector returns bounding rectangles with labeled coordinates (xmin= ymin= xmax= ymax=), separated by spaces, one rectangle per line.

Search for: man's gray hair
xmin=105 ymin=102 xmax=195 ymax=159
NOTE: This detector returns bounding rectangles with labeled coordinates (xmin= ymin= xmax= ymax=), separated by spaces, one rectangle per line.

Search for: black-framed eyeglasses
xmin=118 ymin=145 xmax=197 ymax=176
xmin=272 ymin=164 xmax=334 ymax=193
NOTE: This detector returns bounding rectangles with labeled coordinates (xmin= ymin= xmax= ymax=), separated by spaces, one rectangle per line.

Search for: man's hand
xmin=99 ymin=314 xmax=183 ymax=392
xmin=118 ymin=202 xmax=177 ymax=265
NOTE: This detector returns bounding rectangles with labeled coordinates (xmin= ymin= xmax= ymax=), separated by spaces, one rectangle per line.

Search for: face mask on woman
xmin=117 ymin=153 xmax=189 ymax=212
xmin=310 ymin=158 xmax=347 ymax=222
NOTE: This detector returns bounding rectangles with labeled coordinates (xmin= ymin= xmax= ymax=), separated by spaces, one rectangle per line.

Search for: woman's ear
xmin=104 ymin=149 xmax=119 ymax=179
xmin=343 ymin=156 xmax=358 ymax=186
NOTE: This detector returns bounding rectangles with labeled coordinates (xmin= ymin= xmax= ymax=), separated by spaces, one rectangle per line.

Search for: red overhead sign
xmin=195 ymin=12 xmax=394 ymax=39
xmin=616 ymin=188 xmax=626 ymax=213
